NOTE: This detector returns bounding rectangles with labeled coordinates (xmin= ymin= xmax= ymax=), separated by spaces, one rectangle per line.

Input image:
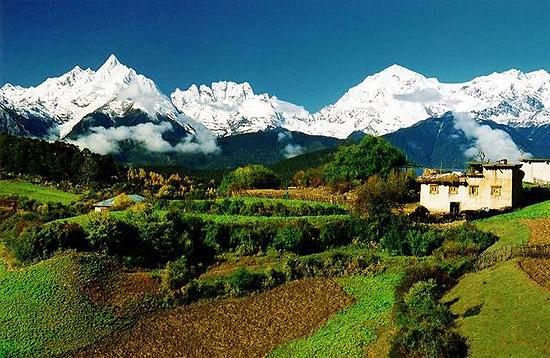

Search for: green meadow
xmin=0 ymin=180 xmax=79 ymax=204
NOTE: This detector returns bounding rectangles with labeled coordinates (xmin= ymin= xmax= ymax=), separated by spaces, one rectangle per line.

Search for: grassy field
xmin=0 ymin=180 xmax=79 ymax=204
xmin=269 ymin=273 xmax=402 ymax=357
xmin=448 ymin=200 xmax=550 ymax=357
xmin=0 ymin=253 xmax=121 ymax=357
xmin=445 ymin=260 xmax=550 ymax=358
xmin=476 ymin=200 xmax=550 ymax=250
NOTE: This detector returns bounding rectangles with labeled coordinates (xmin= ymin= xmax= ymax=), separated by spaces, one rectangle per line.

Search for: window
xmin=448 ymin=186 xmax=458 ymax=195
xmin=491 ymin=186 xmax=502 ymax=197
xmin=469 ymin=185 xmax=479 ymax=196
xmin=429 ymin=184 xmax=439 ymax=194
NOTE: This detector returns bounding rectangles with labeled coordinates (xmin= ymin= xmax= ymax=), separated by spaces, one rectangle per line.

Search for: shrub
xmin=273 ymin=226 xmax=305 ymax=253
xmin=284 ymin=248 xmax=382 ymax=279
xmin=230 ymin=228 xmax=261 ymax=256
xmin=227 ymin=268 xmax=265 ymax=296
xmin=85 ymin=215 xmax=138 ymax=257
xmin=380 ymin=215 xmax=410 ymax=255
xmin=180 ymin=267 xmax=286 ymax=303
xmin=219 ymin=165 xmax=279 ymax=193
xmin=111 ymin=193 xmax=135 ymax=210
xmin=318 ymin=219 xmax=350 ymax=249
xmin=443 ymin=223 xmax=496 ymax=250
xmin=406 ymin=227 xmax=443 ymax=256
xmin=7 ymin=222 xmax=88 ymax=262
xmin=137 ymin=218 xmax=180 ymax=265
xmin=203 ymin=223 xmax=228 ymax=254
xmin=161 ymin=256 xmax=194 ymax=291
xmin=390 ymin=279 xmax=467 ymax=358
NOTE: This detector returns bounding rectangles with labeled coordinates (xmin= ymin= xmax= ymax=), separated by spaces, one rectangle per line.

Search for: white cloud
xmin=277 ymin=131 xmax=293 ymax=142
xmin=68 ymin=121 xmax=219 ymax=155
xmin=453 ymin=112 xmax=529 ymax=162
xmin=394 ymin=88 xmax=443 ymax=103
xmin=282 ymin=143 xmax=304 ymax=158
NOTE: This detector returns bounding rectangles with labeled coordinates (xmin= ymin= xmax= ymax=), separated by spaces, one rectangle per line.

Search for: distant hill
xmin=113 ymin=129 xmax=342 ymax=171
xmin=270 ymin=148 xmax=337 ymax=179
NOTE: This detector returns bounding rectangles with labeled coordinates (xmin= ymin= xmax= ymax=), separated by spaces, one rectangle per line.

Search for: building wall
xmin=521 ymin=161 xmax=550 ymax=184
xmin=420 ymin=168 xmax=519 ymax=213
xmin=420 ymin=183 xmax=465 ymax=213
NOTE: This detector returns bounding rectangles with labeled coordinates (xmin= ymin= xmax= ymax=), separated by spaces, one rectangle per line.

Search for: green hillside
xmin=0 ymin=180 xmax=79 ymax=204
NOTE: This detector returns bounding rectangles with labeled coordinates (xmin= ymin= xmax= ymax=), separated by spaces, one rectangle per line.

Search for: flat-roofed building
xmin=418 ymin=161 xmax=524 ymax=214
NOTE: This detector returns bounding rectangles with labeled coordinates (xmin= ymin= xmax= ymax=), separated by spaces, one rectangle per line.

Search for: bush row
xmin=165 ymin=198 xmax=348 ymax=217
xmin=171 ymin=247 xmax=382 ymax=303
xmin=6 ymin=209 xmax=364 ymax=266
xmin=379 ymin=216 xmax=497 ymax=257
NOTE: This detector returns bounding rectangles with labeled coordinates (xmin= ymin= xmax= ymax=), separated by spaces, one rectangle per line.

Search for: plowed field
xmin=519 ymin=219 xmax=550 ymax=290
xmin=72 ymin=278 xmax=353 ymax=358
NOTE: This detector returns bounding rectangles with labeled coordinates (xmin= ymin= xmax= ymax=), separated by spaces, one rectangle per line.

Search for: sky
xmin=1 ymin=0 xmax=550 ymax=112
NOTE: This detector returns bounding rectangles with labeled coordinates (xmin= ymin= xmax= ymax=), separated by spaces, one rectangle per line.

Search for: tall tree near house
xmin=324 ymin=135 xmax=407 ymax=185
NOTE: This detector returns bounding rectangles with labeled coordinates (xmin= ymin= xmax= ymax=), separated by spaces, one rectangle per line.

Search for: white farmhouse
xmin=418 ymin=161 xmax=524 ymax=214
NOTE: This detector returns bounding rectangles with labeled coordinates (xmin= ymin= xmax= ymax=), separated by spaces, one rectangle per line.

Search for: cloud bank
xmin=453 ymin=112 xmax=528 ymax=162
xmin=69 ymin=121 xmax=219 ymax=155
xmin=394 ymin=88 xmax=443 ymax=103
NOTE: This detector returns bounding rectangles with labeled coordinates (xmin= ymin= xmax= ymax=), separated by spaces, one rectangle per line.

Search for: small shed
xmin=93 ymin=194 xmax=146 ymax=212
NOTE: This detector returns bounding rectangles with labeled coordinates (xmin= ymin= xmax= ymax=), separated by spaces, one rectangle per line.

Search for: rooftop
xmin=93 ymin=194 xmax=146 ymax=207
xmin=520 ymin=158 xmax=550 ymax=163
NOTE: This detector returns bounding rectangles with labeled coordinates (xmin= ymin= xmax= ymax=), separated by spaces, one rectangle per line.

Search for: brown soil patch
xmin=83 ymin=269 xmax=160 ymax=311
xmin=523 ymin=218 xmax=550 ymax=244
xmin=519 ymin=258 xmax=550 ymax=290
xmin=73 ymin=278 xmax=354 ymax=358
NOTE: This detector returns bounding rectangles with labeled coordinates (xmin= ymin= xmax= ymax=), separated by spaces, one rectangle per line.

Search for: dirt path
xmin=72 ymin=278 xmax=354 ymax=358
xmin=519 ymin=219 xmax=550 ymax=289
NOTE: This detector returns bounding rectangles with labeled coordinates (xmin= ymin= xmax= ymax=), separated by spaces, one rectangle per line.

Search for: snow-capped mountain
xmin=0 ymin=54 xmax=194 ymax=139
xmin=3 ymin=57 xmax=550 ymax=158
xmin=312 ymin=64 xmax=550 ymax=138
xmin=171 ymin=81 xmax=313 ymax=137
xmin=169 ymin=64 xmax=550 ymax=139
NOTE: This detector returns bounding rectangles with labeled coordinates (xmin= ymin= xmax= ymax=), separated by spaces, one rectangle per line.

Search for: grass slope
xmin=476 ymin=200 xmax=550 ymax=250
xmin=269 ymin=273 xmax=402 ymax=357
xmin=448 ymin=200 xmax=550 ymax=357
xmin=445 ymin=260 xmax=550 ymax=358
xmin=0 ymin=180 xmax=79 ymax=204
xmin=0 ymin=253 xmax=120 ymax=357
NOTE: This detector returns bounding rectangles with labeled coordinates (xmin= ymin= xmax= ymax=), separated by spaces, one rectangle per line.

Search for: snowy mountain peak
xmin=377 ymin=64 xmax=424 ymax=78
xmin=0 ymin=54 xmax=182 ymax=137
xmin=171 ymin=81 xmax=313 ymax=137
xmin=100 ymin=54 xmax=122 ymax=70
xmin=311 ymin=66 xmax=550 ymax=138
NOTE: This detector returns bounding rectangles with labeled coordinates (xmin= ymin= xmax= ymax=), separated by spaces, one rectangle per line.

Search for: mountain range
xmin=2 ymin=54 xmax=550 ymax=169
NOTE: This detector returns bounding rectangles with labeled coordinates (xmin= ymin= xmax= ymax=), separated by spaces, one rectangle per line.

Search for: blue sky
xmin=1 ymin=0 xmax=550 ymax=111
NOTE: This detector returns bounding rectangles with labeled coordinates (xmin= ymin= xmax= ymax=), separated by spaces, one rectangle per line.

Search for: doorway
xmin=450 ymin=202 xmax=460 ymax=216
